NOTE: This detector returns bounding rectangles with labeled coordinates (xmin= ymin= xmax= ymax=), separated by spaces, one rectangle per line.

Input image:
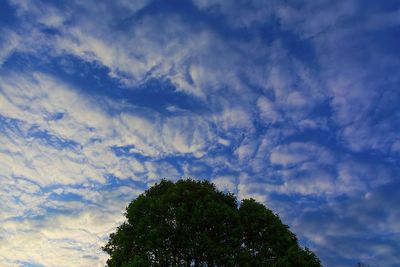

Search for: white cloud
xmin=0 ymin=210 xmax=115 ymax=267
xmin=257 ymin=96 xmax=280 ymax=123
xmin=0 ymin=175 xmax=142 ymax=266
xmin=144 ymin=161 xmax=181 ymax=182
xmin=0 ymin=70 xmax=219 ymax=265
xmin=235 ymin=139 xmax=258 ymax=162
xmin=336 ymin=160 xmax=392 ymax=194
xmin=276 ymin=162 xmax=337 ymax=196
xmin=0 ymin=29 xmax=20 ymax=66
xmin=212 ymin=175 xmax=236 ymax=192
xmin=213 ymin=102 xmax=254 ymax=132
xmin=237 ymin=173 xmax=268 ymax=203
xmin=270 ymin=142 xmax=334 ymax=167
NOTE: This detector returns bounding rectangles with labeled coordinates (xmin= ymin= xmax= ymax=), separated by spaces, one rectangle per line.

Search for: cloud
xmin=1 ymin=1 xmax=399 ymax=266
xmin=212 ymin=175 xmax=236 ymax=192
xmin=1 ymin=209 xmax=117 ymax=267
xmin=0 ymin=29 xmax=20 ymax=65
xmin=257 ymin=96 xmax=281 ymax=123
xmin=0 ymin=70 xmax=217 ymax=265
xmin=290 ymin=178 xmax=400 ymax=267
xmin=270 ymin=142 xmax=334 ymax=167
xmin=0 ymin=171 xmax=143 ymax=266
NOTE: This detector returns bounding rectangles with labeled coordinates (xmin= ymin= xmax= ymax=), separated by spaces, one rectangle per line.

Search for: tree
xmin=103 ymin=179 xmax=321 ymax=267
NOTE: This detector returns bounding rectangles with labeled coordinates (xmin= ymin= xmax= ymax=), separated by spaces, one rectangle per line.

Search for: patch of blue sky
xmin=27 ymin=125 xmax=79 ymax=150
xmin=260 ymin=23 xmax=318 ymax=66
xmin=119 ymin=0 xmax=257 ymax=42
xmin=3 ymin=51 xmax=208 ymax=115
xmin=0 ymin=0 xmax=17 ymax=26
xmin=48 ymin=190 xmax=86 ymax=203
xmin=282 ymin=129 xmax=335 ymax=146
xmin=119 ymin=78 xmax=207 ymax=113
xmin=103 ymin=175 xmax=148 ymax=190
xmin=0 ymin=115 xmax=26 ymax=136
xmin=16 ymin=262 xmax=45 ymax=267
xmin=1 ymin=52 xmax=116 ymax=92
xmin=111 ymin=145 xmax=144 ymax=157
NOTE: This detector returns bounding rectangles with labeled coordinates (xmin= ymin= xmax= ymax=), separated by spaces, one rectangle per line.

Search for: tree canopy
xmin=103 ymin=179 xmax=321 ymax=267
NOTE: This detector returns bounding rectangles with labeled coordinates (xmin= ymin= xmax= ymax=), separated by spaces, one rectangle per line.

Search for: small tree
xmin=103 ymin=179 xmax=321 ymax=267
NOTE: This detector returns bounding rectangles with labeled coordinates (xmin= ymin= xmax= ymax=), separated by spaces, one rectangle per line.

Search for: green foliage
xmin=103 ymin=179 xmax=321 ymax=267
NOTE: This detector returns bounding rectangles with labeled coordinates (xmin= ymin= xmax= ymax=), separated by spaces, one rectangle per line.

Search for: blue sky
xmin=0 ymin=0 xmax=399 ymax=266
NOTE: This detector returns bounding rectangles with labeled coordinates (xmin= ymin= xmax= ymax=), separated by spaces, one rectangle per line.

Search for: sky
xmin=0 ymin=0 xmax=399 ymax=266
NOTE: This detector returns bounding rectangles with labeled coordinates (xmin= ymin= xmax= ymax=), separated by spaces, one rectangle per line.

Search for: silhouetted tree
xmin=103 ymin=179 xmax=321 ymax=267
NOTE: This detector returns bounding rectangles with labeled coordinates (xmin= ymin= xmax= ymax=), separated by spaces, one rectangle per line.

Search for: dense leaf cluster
xmin=103 ymin=179 xmax=321 ymax=267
